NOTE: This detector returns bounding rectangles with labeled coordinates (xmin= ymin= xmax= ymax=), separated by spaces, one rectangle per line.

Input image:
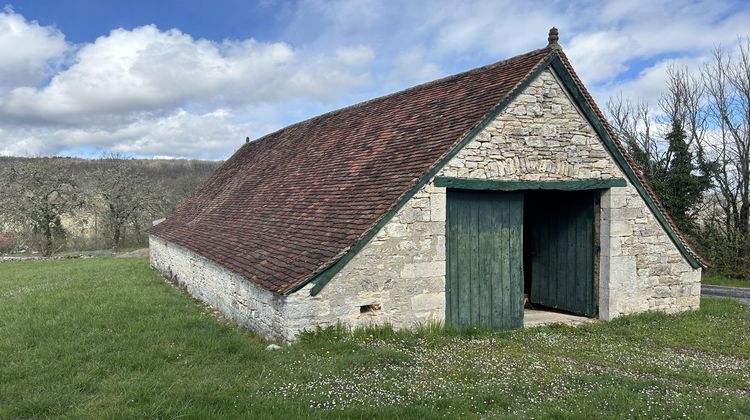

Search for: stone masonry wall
xmin=283 ymin=182 xmax=448 ymax=336
xmin=149 ymin=235 xmax=287 ymax=341
xmin=289 ymin=68 xmax=700 ymax=335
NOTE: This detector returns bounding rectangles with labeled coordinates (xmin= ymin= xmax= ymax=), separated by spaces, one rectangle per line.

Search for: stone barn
xmin=150 ymin=29 xmax=704 ymax=341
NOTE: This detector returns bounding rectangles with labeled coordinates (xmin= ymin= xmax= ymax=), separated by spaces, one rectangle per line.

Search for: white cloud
xmin=592 ymin=55 xmax=711 ymax=108
xmin=0 ymin=7 xmax=68 ymax=91
xmin=0 ymin=24 xmax=374 ymax=123
xmin=391 ymin=50 xmax=442 ymax=84
xmin=335 ymin=45 xmax=375 ymax=67
xmin=566 ymin=0 xmax=750 ymax=84
xmin=0 ymin=10 xmax=376 ymax=158
xmin=431 ymin=1 xmax=564 ymax=56
xmin=108 ymin=108 xmax=259 ymax=159
xmin=0 ymin=107 xmax=274 ymax=159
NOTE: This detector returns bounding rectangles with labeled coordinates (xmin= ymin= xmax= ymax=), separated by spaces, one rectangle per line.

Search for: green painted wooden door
xmin=445 ymin=189 xmax=524 ymax=330
xmin=528 ymin=191 xmax=596 ymax=316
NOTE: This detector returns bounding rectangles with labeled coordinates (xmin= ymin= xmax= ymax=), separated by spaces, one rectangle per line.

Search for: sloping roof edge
xmin=549 ymin=52 xmax=706 ymax=269
xmin=300 ymin=51 xmax=704 ymax=297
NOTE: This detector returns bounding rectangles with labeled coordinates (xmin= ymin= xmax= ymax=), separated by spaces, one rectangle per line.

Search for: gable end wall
xmin=285 ymin=68 xmax=700 ymax=336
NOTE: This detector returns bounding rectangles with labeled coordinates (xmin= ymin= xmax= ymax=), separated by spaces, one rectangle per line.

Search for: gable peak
xmin=547 ymin=27 xmax=561 ymax=49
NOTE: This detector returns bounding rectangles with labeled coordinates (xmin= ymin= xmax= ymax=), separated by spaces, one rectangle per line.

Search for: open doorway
xmin=523 ymin=190 xmax=599 ymax=318
xmin=444 ymin=186 xmax=600 ymax=332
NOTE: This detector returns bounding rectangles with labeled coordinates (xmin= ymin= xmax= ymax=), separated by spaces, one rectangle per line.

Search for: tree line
xmin=0 ymin=155 xmax=220 ymax=255
xmin=606 ymin=39 xmax=750 ymax=279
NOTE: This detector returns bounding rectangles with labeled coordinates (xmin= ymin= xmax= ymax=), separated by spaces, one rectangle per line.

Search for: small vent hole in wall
xmin=360 ymin=303 xmax=382 ymax=316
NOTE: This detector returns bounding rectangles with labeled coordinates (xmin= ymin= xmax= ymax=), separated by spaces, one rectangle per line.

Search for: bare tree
xmin=606 ymin=94 xmax=661 ymax=177
xmin=0 ymin=159 xmax=83 ymax=255
xmin=702 ymin=40 xmax=750 ymax=272
xmin=88 ymin=155 xmax=166 ymax=252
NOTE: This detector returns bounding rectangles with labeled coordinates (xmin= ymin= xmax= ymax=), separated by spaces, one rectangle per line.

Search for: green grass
xmin=703 ymin=274 xmax=750 ymax=288
xmin=1 ymin=258 xmax=749 ymax=419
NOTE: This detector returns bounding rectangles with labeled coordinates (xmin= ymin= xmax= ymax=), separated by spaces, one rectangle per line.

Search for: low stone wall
xmin=149 ymin=235 xmax=287 ymax=341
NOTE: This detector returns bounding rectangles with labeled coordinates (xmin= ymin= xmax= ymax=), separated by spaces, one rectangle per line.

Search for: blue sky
xmin=0 ymin=0 xmax=748 ymax=159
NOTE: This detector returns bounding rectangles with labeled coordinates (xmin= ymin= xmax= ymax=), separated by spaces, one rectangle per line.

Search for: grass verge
xmin=1 ymin=257 xmax=749 ymax=418
xmin=703 ymin=274 xmax=750 ymax=288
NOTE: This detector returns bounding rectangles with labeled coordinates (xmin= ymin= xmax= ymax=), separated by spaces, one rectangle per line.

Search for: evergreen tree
xmin=650 ymin=120 xmax=712 ymax=235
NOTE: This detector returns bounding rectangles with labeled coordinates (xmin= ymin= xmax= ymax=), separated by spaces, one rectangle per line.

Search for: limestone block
xmin=610 ymin=255 xmax=637 ymax=283
xmin=516 ymin=93 xmax=536 ymax=103
xmin=571 ymin=135 xmax=588 ymax=145
xmin=610 ymin=220 xmax=634 ymax=237
xmin=410 ymin=292 xmax=445 ymax=312
xmin=434 ymin=235 xmax=446 ymax=260
xmin=384 ymin=222 xmax=407 ymax=238
xmin=401 ymin=261 xmax=446 ymax=279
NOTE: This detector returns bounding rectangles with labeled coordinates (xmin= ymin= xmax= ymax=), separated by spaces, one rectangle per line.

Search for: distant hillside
xmin=0 ymin=156 xmax=222 ymax=254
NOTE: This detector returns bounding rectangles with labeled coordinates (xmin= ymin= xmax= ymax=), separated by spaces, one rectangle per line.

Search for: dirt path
xmin=1 ymin=248 xmax=150 ymax=262
xmin=116 ymin=248 xmax=149 ymax=258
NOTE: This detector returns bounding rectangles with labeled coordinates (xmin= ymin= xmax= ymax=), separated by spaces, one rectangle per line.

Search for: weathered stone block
xmin=410 ymin=292 xmax=445 ymax=312
xmin=610 ymin=220 xmax=634 ymax=237
xmin=400 ymin=261 xmax=446 ymax=279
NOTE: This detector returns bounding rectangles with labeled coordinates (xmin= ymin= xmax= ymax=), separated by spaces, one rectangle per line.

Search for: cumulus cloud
xmin=565 ymin=0 xmax=750 ymax=85
xmin=0 ymin=9 xmax=375 ymax=158
xmin=592 ymin=55 xmax=711 ymax=109
xmin=391 ymin=49 xmax=442 ymax=84
xmin=0 ymin=24 xmax=373 ymax=123
xmin=0 ymin=7 xmax=68 ymax=91
xmin=0 ymin=107 xmax=276 ymax=159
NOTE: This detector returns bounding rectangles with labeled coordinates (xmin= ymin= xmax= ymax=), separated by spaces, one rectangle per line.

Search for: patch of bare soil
xmin=117 ymin=248 xmax=150 ymax=258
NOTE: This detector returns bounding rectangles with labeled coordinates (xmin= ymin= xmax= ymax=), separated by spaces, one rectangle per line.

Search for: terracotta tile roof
xmin=150 ymin=47 xmax=554 ymax=294
xmin=150 ymin=44 xmax=703 ymax=295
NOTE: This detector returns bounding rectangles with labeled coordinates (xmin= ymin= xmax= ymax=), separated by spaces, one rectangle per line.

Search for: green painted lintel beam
xmin=434 ymin=177 xmax=627 ymax=191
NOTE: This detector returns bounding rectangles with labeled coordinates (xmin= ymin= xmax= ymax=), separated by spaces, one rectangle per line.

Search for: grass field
xmin=703 ymin=274 xmax=750 ymax=288
xmin=2 ymin=257 xmax=749 ymax=419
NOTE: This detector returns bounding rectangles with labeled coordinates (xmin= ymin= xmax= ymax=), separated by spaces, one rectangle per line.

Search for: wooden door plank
xmin=509 ymin=192 xmax=524 ymax=328
xmin=446 ymin=192 xmax=456 ymax=325
xmin=457 ymin=191 xmax=472 ymax=329
xmin=469 ymin=193 xmax=480 ymax=327
xmin=489 ymin=194 xmax=504 ymax=330
xmin=576 ymin=202 xmax=593 ymax=312
xmin=569 ymin=199 xmax=580 ymax=311
xmin=477 ymin=196 xmax=491 ymax=329
xmin=585 ymin=201 xmax=596 ymax=315
xmin=498 ymin=194 xmax=513 ymax=329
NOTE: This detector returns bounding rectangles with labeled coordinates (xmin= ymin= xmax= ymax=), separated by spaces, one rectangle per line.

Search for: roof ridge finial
xmin=547 ymin=27 xmax=560 ymax=48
